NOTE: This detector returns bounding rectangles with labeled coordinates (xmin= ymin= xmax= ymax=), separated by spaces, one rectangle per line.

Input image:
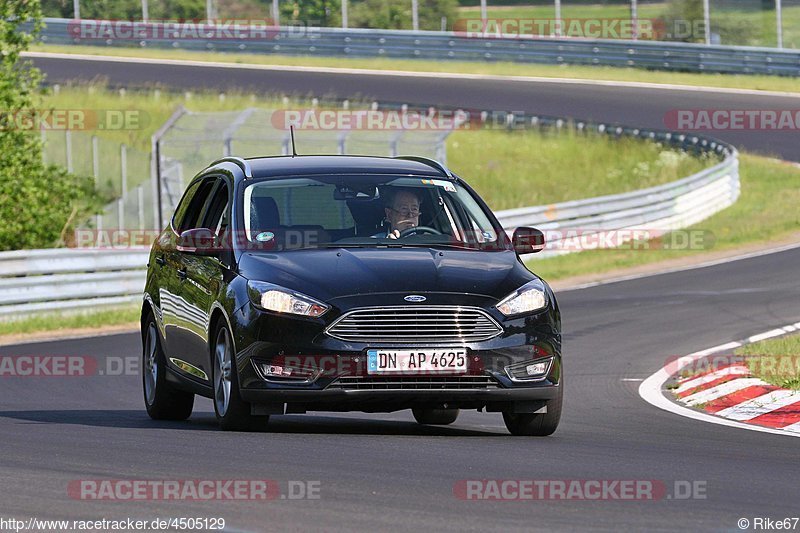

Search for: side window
xmin=201 ymin=180 xmax=230 ymax=236
xmin=175 ymin=178 xmax=217 ymax=233
xmin=171 ymin=180 xmax=201 ymax=232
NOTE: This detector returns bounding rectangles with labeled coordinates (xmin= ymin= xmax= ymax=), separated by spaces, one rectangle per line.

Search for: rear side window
xmin=173 ymin=178 xmax=217 ymax=233
xmin=202 ymin=181 xmax=230 ymax=236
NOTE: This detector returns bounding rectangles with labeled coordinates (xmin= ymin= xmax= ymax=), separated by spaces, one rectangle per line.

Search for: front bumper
xmin=232 ymin=301 xmax=561 ymax=412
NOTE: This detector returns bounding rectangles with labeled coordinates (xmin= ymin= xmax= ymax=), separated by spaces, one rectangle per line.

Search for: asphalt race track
xmin=1 ymin=56 xmax=798 ymax=530
xmin=30 ymin=54 xmax=800 ymax=162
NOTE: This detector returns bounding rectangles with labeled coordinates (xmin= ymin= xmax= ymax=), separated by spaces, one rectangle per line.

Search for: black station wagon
xmin=141 ymin=155 xmax=562 ymax=436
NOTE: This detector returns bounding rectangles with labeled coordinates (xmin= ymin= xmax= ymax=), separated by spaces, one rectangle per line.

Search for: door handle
xmin=155 ymin=256 xmax=166 ymax=266
xmin=177 ymin=268 xmax=188 ymax=280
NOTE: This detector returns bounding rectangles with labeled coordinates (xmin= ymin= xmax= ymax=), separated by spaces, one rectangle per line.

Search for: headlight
xmin=496 ymin=279 xmax=548 ymax=317
xmin=247 ymin=280 xmax=329 ymax=317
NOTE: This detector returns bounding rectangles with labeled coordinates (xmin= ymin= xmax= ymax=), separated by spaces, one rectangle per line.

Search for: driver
xmin=373 ymin=188 xmax=421 ymax=239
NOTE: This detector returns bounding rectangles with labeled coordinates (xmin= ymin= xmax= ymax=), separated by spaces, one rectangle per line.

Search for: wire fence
xmin=45 ymin=0 xmax=798 ymax=49
xmin=42 ymin=103 xmax=453 ymax=232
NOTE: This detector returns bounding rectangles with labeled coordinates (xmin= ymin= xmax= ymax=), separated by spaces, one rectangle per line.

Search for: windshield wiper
xmin=383 ymin=242 xmax=476 ymax=250
xmin=316 ymin=243 xmax=380 ymax=248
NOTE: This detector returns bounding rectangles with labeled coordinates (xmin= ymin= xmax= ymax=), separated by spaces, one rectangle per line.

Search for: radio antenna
xmin=290 ymin=125 xmax=298 ymax=157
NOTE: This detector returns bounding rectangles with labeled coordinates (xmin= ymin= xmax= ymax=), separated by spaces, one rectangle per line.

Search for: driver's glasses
xmin=391 ymin=206 xmax=421 ymax=217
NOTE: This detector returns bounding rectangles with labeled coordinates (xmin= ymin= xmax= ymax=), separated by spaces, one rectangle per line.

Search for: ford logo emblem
xmin=404 ymin=295 xmax=427 ymax=303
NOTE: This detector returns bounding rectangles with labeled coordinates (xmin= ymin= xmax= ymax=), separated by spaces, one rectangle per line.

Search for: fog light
xmin=505 ymin=357 xmax=553 ymax=382
xmin=526 ymin=361 xmax=549 ymax=376
xmin=254 ymin=361 xmax=319 ymax=382
xmin=266 ymin=365 xmax=292 ymax=377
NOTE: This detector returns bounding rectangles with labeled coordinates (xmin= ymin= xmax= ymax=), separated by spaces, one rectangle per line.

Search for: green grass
xmin=0 ymin=306 xmax=140 ymax=337
xmin=457 ymin=2 xmax=800 ymax=48
xmin=39 ymin=86 xmax=317 ymax=194
xmin=31 ymin=44 xmax=800 ymax=94
xmin=526 ymin=154 xmax=800 ymax=280
xmin=41 ymin=84 xmax=714 ymax=206
xmin=447 ymin=128 xmax=711 ymax=209
xmin=736 ymin=333 xmax=800 ymax=390
xmin=40 ymin=85 xmax=299 ymax=153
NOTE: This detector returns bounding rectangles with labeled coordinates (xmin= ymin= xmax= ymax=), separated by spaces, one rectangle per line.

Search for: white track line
xmin=21 ymin=51 xmax=800 ymax=99
xmin=682 ymin=377 xmax=767 ymax=406
xmin=781 ymin=421 xmax=800 ymax=433
xmin=715 ymin=390 xmax=800 ymax=421
xmin=639 ymin=323 xmax=800 ymax=438
xmin=559 ymin=241 xmax=800 ymax=292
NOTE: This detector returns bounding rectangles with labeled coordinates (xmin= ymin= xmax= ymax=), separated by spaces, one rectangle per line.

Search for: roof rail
xmin=208 ymin=156 xmax=253 ymax=178
xmin=395 ymin=156 xmax=451 ymax=177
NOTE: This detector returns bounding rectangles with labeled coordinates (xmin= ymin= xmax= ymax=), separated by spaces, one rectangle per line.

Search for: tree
xmin=280 ymin=0 xmax=342 ymax=27
xmin=0 ymin=1 xmax=102 ymax=250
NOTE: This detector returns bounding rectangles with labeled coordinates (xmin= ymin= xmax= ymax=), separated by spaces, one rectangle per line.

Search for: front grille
xmin=325 ymin=306 xmax=502 ymax=343
xmin=327 ymin=376 xmax=498 ymax=390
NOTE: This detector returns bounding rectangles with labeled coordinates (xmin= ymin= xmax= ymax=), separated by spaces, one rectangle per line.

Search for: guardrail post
xmin=554 ymin=0 xmax=562 ymax=37
xmin=137 ymin=186 xmax=145 ymax=231
xmin=412 ymin=0 xmax=419 ymax=30
xmin=92 ymin=135 xmax=99 ymax=186
xmin=776 ymin=0 xmax=783 ymax=48
xmin=703 ymin=0 xmax=711 ymax=45
xmin=271 ymin=0 xmax=280 ymax=27
xmin=65 ymin=130 xmax=73 ymax=173
xmin=121 ymin=144 xmax=128 ymax=200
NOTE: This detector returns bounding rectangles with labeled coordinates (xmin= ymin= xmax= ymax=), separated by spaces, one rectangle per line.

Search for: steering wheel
xmin=399 ymin=226 xmax=442 ymax=238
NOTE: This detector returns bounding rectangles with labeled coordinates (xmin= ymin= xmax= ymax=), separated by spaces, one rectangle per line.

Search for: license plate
xmin=367 ymin=349 xmax=467 ymax=374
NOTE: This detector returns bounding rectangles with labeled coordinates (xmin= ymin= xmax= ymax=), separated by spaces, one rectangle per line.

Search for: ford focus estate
xmin=141 ymin=155 xmax=562 ymax=436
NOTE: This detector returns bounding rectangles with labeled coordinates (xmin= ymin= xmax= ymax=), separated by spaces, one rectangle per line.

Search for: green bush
xmin=280 ymin=0 xmax=342 ymax=27
xmin=0 ymin=1 xmax=103 ymax=251
xmin=350 ymin=0 xmax=457 ymax=30
xmin=41 ymin=0 xmax=206 ymax=20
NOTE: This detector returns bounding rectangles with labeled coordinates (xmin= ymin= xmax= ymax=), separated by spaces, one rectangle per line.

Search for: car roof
xmin=207 ymin=155 xmax=453 ymax=181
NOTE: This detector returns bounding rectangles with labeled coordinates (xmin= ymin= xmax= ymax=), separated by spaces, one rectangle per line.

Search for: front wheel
xmin=212 ymin=324 xmax=269 ymax=431
xmin=502 ymin=385 xmax=563 ymax=436
xmin=142 ymin=314 xmax=194 ymax=421
xmin=412 ymin=408 xmax=459 ymax=425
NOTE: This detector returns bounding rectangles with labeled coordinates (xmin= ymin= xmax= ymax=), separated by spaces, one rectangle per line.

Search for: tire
xmin=412 ymin=407 xmax=460 ymax=425
xmin=212 ymin=323 xmax=269 ymax=432
xmin=142 ymin=314 xmax=194 ymax=421
xmin=502 ymin=384 xmax=563 ymax=437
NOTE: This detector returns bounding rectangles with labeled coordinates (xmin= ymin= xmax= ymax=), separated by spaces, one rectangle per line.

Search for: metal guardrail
xmin=0 ymin=248 xmax=149 ymax=317
xmin=38 ymin=18 xmax=800 ymax=76
xmin=496 ymin=151 xmax=739 ymax=258
xmin=0 ymin=107 xmax=739 ymax=318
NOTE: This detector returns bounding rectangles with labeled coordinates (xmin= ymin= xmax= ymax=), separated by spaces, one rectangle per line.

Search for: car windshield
xmin=240 ymin=175 xmax=510 ymax=251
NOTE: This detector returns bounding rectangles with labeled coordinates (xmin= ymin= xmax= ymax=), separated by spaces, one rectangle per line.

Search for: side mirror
xmin=512 ymin=227 xmax=545 ymax=255
xmin=177 ymin=228 xmax=219 ymax=256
